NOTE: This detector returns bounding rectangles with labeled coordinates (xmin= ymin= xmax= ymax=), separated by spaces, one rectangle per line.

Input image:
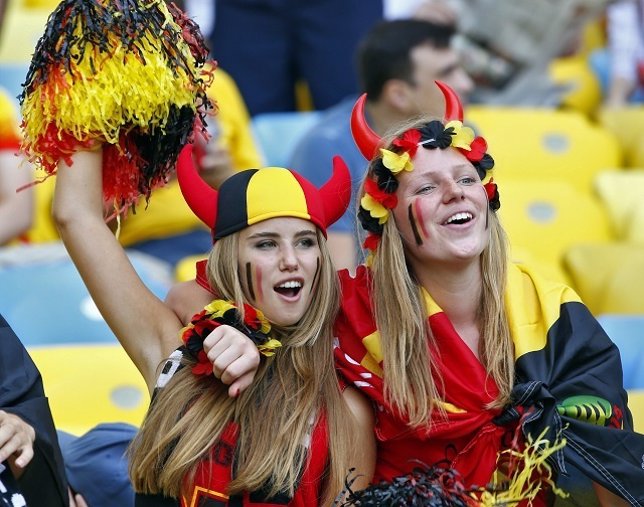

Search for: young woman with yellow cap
xmin=52 ymin=147 xmax=375 ymax=506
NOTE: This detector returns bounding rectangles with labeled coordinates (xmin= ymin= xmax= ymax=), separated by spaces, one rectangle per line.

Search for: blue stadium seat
xmin=0 ymin=63 xmax=29 ymax=109
xmin=251 ymin=110 xmax=321 ymax=168
xmin=0 ymin=244 xmax=173 ymax=346
xmin=597 ymin=314 xmax=644 ymax=390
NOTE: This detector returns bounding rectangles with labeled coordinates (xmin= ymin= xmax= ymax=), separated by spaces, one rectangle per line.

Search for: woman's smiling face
xmin=391 ymin=147 xmax=490 ymax=269
xmin=237 ymin=217 xmax=321 ymax=326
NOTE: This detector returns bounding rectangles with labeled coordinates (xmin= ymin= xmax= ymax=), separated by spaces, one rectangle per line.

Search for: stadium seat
xmin=498 ymin=178 xmax=613 ymax=288
xmin=565 ymin=243 xmax=644 ymax=315
xmin=597 ymin=315 xmax=644 ymax=391
xmin=28 ymin=344 xmax=149 ymax=435
xmin=594 ymin=169 xmax=644 ymax=240
xmin=0 ymin=63 xmax=29 ymax=109
xmin=549 ymin=56 xmax=602 ymax=116
xmin=0 ymin=244 xmax=173 ymax=346
xmin=597 ymin=107 xmax=644 ymax=168
xmin=467 ymin=106 xmax=622 ymax=194
xmin=174 ymin=254 xmax=206 ymax=282
xmin=251 ymin=110 xmax=321 ymax=168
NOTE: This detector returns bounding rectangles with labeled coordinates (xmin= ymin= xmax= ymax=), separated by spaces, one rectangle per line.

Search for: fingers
xmin=68 ymin=488 xmax=89 ymax=507
xmin=228 ymin=370 xmax=258 ymax=398
xmin=203 ymin=326 xmax=260 ymax=391
xmin=0 ymin=410 xmax=36 ymax=469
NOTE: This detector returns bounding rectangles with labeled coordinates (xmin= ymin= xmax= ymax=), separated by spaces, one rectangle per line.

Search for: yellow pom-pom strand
xmin=20 ymin=0 xmax=213 ymax=210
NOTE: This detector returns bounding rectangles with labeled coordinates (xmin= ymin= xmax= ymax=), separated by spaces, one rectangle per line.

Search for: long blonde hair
xmin=129 ymin=229 xmax=357 ymax=503
xmin=364 ymin=119 xmax=514 ymax=426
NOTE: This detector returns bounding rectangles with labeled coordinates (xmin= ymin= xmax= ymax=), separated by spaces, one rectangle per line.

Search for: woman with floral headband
xmin=52 ymin=146 xmax=375 ymax=506
xmin=330 ymin=82 xmax=643 ymax=505
xmin=173 ymin=82 xmax=644 ymax=505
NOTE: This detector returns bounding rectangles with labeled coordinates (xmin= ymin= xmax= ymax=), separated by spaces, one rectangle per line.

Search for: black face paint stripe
xmin=310 ymin=257 xmax=320 ymax=295
xmin=245 ymin=262 xmax=256 ymax=301
xmin=408 ymin=204 xmax=423 ymax=246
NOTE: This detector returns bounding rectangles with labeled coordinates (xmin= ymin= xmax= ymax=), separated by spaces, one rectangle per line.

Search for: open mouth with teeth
xmin=444 ymin=212 xmax=473 ymax=225
xmin=274 ymin=280 xmax=303 ymax=298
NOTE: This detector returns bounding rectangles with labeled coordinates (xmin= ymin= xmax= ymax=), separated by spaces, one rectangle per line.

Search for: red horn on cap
xmin=319 ymin=155 xmax=352 ymax=227
xmin=350 ymin=93 xmax=381 ymax=161
xmin=436 ymin=80 xmax=463 ymax=122
xmin=176 ymin=144 xmax=218 ymax=229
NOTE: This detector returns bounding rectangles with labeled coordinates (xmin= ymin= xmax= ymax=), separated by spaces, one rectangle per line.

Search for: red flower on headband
xmin=460 ymin=136 xmax=487 ymax=162
xmin=392 ymin=129 xmax=421 ymax=158
xmin=364 ymin=178 xmax=398 ymax=209
xmin=484 ymin=179 xmax=497 ymax=200
xmin=363 ymin=233 xmax=380 ymax=252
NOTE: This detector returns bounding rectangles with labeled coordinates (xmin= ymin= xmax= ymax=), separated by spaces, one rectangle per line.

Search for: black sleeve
xmin=0 ymin=314 xmax=69 ymax=507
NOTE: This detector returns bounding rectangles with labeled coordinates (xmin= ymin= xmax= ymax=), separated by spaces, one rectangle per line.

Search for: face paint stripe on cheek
xmin=408 ymin=203 xmax=423 ymax=246
xmin=310 ymin=257 xmax=320 ymax=295
xmin=245 ymin=262 xmax=256 ymax=302
xmin=413 ymin=198 xmax=430 ymax=240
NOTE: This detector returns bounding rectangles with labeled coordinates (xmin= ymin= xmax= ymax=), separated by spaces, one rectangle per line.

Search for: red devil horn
xmin=176 ymin=144 xmax=218 ymax=229
xmin=350 ymin=93 xmax=381 ymax=161
xmin=319 ymin=155 xmax=352 ymax=227
xmin=436 ymin=80 xmax=463 ymax=123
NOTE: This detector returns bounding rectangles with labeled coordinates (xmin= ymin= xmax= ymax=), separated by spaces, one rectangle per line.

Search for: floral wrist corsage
xmin=181 ymin=299 xmax=282 ymax=376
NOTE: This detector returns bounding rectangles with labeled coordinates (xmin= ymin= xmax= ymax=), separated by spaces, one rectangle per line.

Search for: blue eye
xmin=296 ymin=237 xmax=316 ymax=248
xmin=255 ymin=240 xmax=276 ymax=250
xmin=416 ymin=185 xmax=434 ymax=195
xmin=459 ymin=177 xmax=477 ymax=185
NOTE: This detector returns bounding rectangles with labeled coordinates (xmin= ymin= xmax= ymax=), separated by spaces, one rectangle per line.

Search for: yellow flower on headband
xmin=445 ymin=120 xmax=475 ymax=150
xmin=361 ymin=194 xmax=389 ymax=224
xmin=380 ymin=148 xmax=413 ymax=174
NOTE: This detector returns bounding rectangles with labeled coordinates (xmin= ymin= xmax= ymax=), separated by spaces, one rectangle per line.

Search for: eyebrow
xmin=246 ymin=229 xmax=316 ymax=240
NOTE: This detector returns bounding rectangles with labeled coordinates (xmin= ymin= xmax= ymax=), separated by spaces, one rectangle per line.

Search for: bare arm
xmin=327 ymin=232 xmax=357 ymax=273
xmin=52 ymin=150 xmax=183 ymax=392
xmin=342 ymin=387 xmax=376 ymax=491
xmin=0 ymin=152 xmax=33 ymax=244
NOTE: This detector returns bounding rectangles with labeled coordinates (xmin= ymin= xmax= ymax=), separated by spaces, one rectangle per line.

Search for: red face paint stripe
xmin=413 ymin=198 xmax=430 ymax=240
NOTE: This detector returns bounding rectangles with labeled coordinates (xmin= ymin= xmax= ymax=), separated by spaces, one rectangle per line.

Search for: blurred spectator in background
xmin=591 ymin=0 xmax=644 ymax=107
xmin=0 ymin=0 xmax=34 ymax=246
xmin=389 ymin=0 xmax=609 ymax=106
xmin=0 ymin=313 xmax=70 ymax=507
xmin=289 ymin=18 xmax=473 ymax=271
xmin=209 ymin=0 xmax=383 ymax=116
xmin=0 ymin=89 xmax=33 ymax=245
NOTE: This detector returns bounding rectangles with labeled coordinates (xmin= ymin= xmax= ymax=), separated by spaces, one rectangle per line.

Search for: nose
xmin=442 ymin=179 xmax=465 ymax=203
xmin=279 ymin=246 xmax=299 ymax=272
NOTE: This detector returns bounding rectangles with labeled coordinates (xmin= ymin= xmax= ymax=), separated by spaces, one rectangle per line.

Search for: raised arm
xmin=52 ymin=149 xmax=183 ymax=392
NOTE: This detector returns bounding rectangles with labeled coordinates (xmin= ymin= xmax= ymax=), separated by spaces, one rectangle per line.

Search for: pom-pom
xmin=20 ymin=0 xmax=213 ymax=211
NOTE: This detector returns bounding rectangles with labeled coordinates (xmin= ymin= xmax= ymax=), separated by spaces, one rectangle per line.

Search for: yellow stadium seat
xmin=627 ymin=201 xmax=644 ymax=245
xmin=629 ymin=390 xmax=644 ymax=434
xmin=549 ymin=56 xmax=602 ymax=116
xmin=22 ymin=171 xmax=60 ymax=243
xmin=594 ymin=169 xmax=644 ymax=239
xmin=28 ymin=344 xmax=150 ymax=435
xmin=175 ymin=254 xmax=207 ymax=282
xmin=467 ymin=106 xmax=622 ymax=194
xmin=565 ymin=243 xmax=644 ymax=315
xmin=597 ymin=107 xmax=644 ymax=168
xmin=498 ymin=179 xmax=614 ymax=290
